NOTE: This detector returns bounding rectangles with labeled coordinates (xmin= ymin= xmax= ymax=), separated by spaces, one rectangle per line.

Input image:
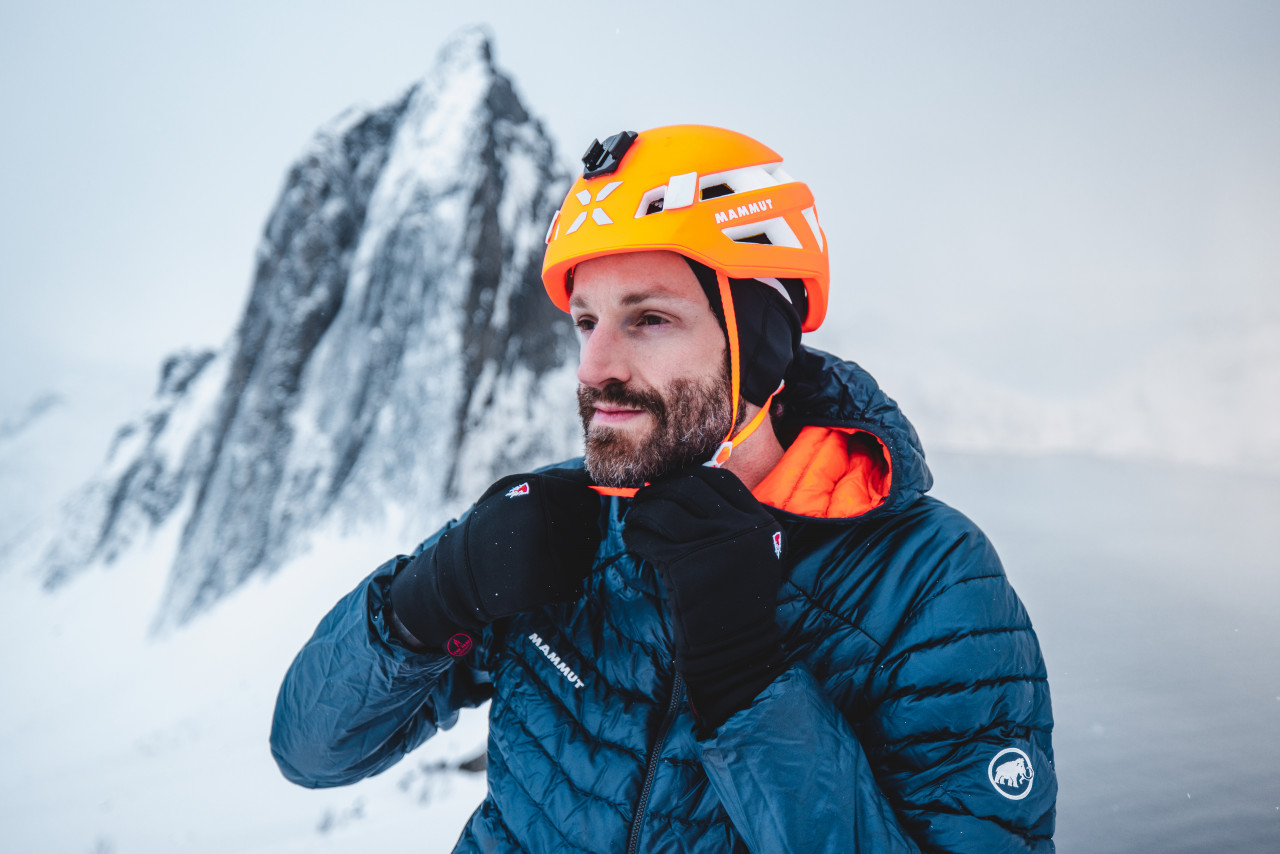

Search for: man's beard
xmin=578 ymin=366 xmax=735 ymax=488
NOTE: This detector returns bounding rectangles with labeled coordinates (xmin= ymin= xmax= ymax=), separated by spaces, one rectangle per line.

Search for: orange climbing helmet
xmin=541 ymin=125 xmax=829 ymax=333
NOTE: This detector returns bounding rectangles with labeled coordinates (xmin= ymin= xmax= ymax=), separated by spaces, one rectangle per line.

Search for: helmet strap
xmin=704 ymin=381 xmax=782 ymax=468
xmin=719 ymin=269 xmax=741 ymax=441
xmin=705 ymin=269 xmax=759 ymax=470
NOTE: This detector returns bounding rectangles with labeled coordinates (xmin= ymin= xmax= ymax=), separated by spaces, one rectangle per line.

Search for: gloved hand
xmin=389 ymin=471 xmax=603 ymax=654
xmin=622 ymin=466 xmax=787 ymax=733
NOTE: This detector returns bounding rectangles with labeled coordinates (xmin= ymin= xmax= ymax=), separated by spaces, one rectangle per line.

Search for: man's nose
xmin=577 ymin=324 xmax=631 ymax=388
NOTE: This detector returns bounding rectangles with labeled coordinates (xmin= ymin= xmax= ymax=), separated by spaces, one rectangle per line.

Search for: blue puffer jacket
xmin=271 ymin=348 xmax=1056 ymax=852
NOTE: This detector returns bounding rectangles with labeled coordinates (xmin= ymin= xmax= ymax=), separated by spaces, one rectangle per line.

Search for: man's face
xmin=570 ymin=251 xmax=731 ymax=487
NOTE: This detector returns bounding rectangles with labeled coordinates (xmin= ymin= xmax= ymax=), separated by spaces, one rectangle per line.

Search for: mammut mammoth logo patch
xmin=772 ymin=531 xmax=783 ymax=559
xmin=506 ymin=482 xmax=531 ymax=498
xmin=988 ymin=747 xmax=1035 ymax=800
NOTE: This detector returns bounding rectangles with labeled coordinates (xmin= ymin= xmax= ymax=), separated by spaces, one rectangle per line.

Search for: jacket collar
xmin=760 ymin=347 xmax=932 ymax=520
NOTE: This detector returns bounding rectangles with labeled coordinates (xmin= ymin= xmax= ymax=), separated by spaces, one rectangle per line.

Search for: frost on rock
xmin=26 ymin=29 xmax=579 ymax=628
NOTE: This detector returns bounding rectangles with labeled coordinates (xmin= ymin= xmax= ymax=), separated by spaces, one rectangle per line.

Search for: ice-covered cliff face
xmin=29 ymin=30 xmax=581 ymax=628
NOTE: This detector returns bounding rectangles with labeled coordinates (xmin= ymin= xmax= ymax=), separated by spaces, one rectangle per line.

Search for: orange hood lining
xmin=752 ymin=425 xmax=892 ymax=519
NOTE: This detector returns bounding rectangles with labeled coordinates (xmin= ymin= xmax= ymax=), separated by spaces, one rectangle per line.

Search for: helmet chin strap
xmin=703 ymin=270 xmax=782 ymax=469
xmin=704 ymin=387 xmax=781 ymax=468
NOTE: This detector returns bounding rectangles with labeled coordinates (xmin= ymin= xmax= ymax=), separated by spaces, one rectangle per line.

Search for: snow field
xmin=0 ymin=508 xmax=490 ymax=854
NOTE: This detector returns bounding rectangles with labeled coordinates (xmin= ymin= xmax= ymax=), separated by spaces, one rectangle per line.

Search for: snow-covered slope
xmin=0 ymin=369 xmax=151 ymax=554
xmin=7 ymin=29 xmax=580 ymax=630
xmin=0 ymin=499 xmax=490 ymax=853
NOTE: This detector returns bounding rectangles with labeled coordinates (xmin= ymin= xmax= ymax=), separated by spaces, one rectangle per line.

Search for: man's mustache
xmin=577 ymin=383 xmax=667 ymax=422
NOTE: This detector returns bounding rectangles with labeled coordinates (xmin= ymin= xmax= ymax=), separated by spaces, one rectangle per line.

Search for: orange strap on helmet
xmin=701 ymin=268 xmax=782 ymax=469
xmin=718 ymin=269 xmax=741 ymax=454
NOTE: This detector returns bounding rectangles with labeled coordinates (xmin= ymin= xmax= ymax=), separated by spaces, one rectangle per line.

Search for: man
xmin=271 ymin=125 xmax=1056 ymax=852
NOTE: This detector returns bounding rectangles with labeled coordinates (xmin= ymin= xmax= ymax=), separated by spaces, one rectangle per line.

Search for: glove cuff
xmin=388 ymin=527 xmax=483 ymax=653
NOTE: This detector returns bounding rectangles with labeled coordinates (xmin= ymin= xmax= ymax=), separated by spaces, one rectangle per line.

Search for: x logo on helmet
xmin=565 ymin=181 xmax=623 ymax=234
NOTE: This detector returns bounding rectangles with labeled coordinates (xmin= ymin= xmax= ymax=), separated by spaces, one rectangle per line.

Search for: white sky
xmin=2 ymin=0 xmax=1277 ymax=412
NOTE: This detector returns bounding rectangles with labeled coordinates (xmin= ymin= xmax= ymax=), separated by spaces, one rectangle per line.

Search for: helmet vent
xmin=635 ymin=186 xmax=667 ymax=218
xmin=722 ymin=217 xmax=802 ymax=249
xmin=699 ymin=164 xmax=785 ymax=199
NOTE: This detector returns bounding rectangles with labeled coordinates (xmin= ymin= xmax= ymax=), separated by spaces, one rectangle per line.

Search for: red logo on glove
xmin=446 ymin=632 xmax=474 ymax=657
xmin=772 ymin=531 xmax=783 ymax=559
xmin=505 ymin=482 xmax=531 ymax=498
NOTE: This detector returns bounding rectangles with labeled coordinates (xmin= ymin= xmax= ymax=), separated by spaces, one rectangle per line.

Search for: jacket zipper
xmin=625 ymin=671 xmax=684 ymax=854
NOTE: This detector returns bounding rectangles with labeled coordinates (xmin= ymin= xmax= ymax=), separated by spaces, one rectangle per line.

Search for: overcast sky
xmin=2 ymin=1 xmax=1277 ymax=414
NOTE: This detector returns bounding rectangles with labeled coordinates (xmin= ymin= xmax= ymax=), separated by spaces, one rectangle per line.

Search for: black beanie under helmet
xmin=683 ymin=257 xmax=805 ymax=407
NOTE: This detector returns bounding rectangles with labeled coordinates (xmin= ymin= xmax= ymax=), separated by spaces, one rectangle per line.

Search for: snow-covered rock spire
xmin=25 ymin=29 xmax=581 ymax=629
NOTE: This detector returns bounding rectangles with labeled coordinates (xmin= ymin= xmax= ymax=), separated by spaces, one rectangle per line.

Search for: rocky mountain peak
xmin=22 ymin=32 xmax=582 ymax=630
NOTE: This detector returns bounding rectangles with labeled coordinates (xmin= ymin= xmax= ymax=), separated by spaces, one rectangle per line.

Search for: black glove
xmin=389 ymin=471 xmax=603 ymax=654
xmin=622 ymin=466 xmax=786 ymax=733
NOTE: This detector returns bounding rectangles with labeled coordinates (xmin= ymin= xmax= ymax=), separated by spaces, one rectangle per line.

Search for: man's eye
xmin=574 ymin=317 xmax=596 ymax=332
xmin=638 ymin=314 xmax=667 ymax=327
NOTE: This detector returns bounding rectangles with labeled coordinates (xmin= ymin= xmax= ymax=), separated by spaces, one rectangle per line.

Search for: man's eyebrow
xmin=570 ymin=288 xmax=689 ymax=311
xmin=620 ymin=289 xmax=674 ymax=307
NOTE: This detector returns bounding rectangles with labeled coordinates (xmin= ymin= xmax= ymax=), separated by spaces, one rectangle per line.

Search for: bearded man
xmin=271 ymin=126 xmax=1057 ymax=852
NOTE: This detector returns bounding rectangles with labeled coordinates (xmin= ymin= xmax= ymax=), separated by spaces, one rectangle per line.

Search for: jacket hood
xmin=772 ymin=346 xmax=933 ymax=517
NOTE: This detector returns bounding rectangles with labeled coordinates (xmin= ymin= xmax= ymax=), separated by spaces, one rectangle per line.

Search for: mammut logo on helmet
xmin=506 ymin=482 xmax=531 ymax=498
xmin=714 ymin=198 xmax=774 ymax=225
xmin=988 ymin=747 xmax=1035 ymax=800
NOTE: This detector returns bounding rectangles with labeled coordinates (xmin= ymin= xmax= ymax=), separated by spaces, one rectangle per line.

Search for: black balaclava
xmin=683 ymin=257 xmax=805 ymax=407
